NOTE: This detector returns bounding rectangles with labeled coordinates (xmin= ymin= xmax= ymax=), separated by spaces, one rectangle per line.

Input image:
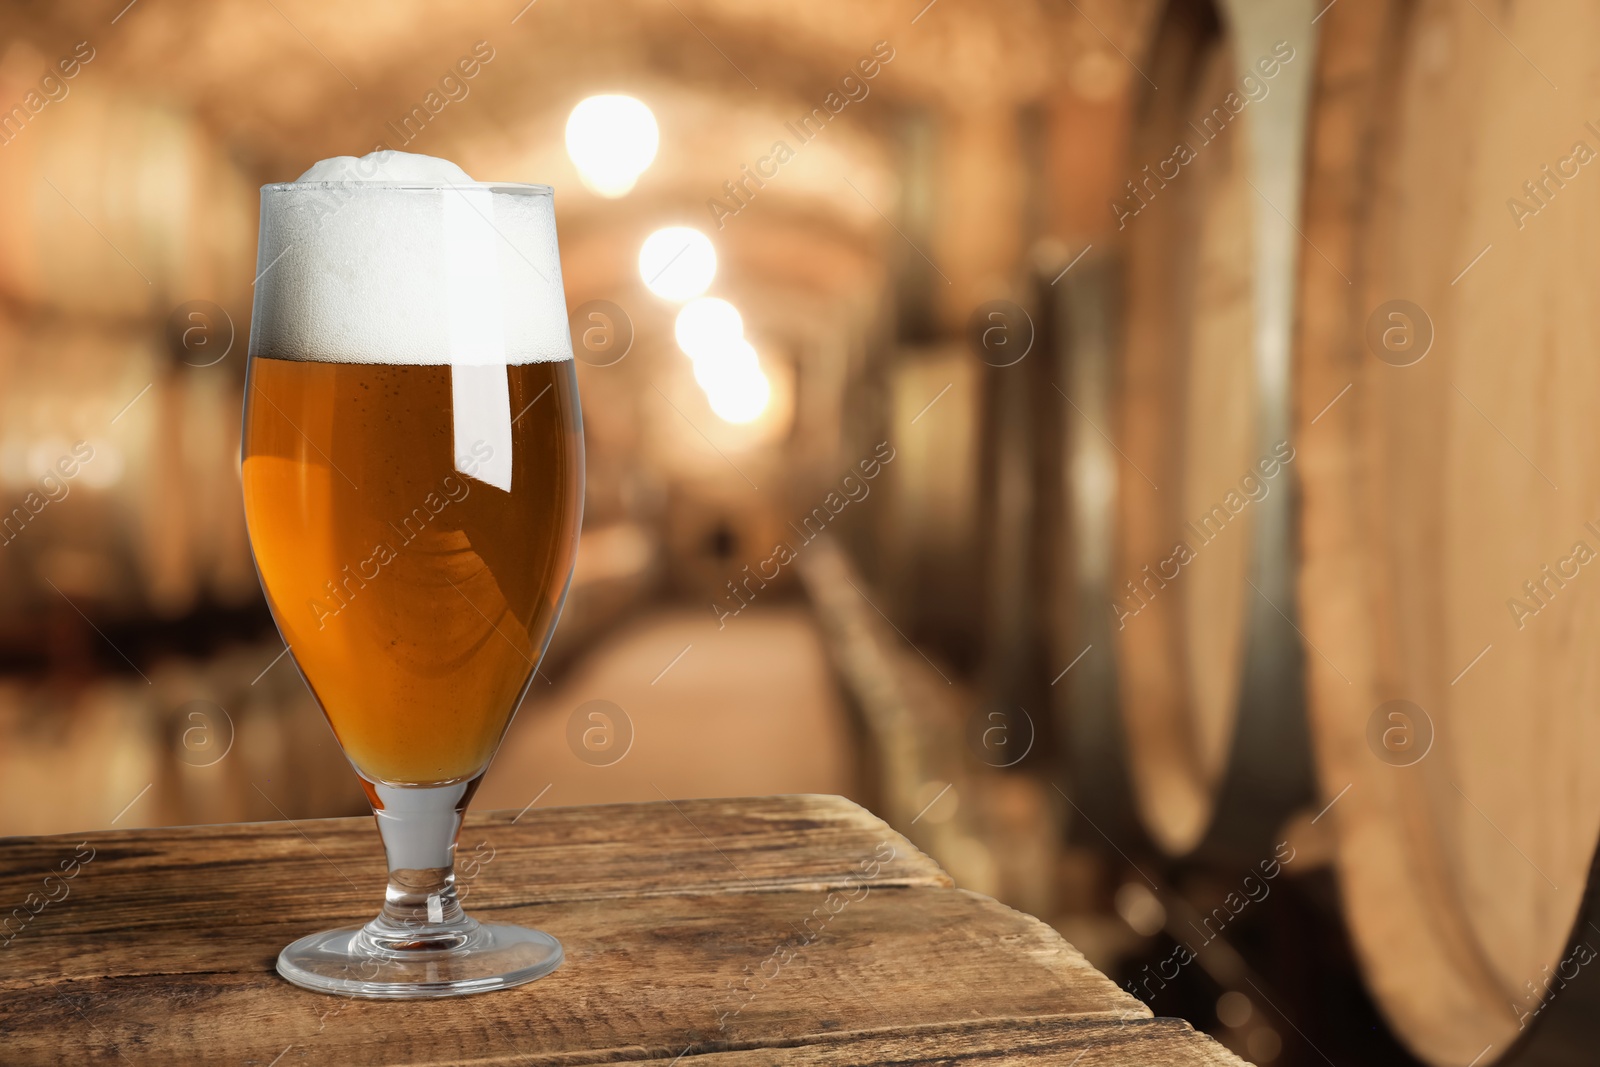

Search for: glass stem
xmin=366 ymin=780 xmax=478 ymax=947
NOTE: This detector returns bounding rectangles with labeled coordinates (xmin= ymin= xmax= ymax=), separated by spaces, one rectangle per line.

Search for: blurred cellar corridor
xmin=11 ymin=0 xmax=1600 ymax=1063
xmin=0 ymin=0 xmax=1125 ymax=870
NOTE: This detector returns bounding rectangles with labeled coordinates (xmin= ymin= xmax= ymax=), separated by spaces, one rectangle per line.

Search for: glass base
xmin=277 ymin=916 xmax=563 ymax=998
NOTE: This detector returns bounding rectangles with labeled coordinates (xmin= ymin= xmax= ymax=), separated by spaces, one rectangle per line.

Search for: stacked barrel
xmin=0 ymin=642 xmax=367 ymax=837
xmin=0 ymin=56 xmax=258 ymax=626
xmin=0 ymin=49 xmax=270 ymax=831
xmin=1033 ymin=0 xmax=1600 ymax=1062
xmin=1294 ymin=1 xmax=1600 ymax=1063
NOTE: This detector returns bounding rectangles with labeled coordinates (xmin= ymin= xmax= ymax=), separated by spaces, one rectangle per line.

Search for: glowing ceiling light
xmin=693 ymin=338 xmax=770 ymax=424
xmin=691 ymin=337 xmax=758 ymax=390
xmin=639 ymin=226 xmax=716 ymax=301
xmin=706 ymin=370 xmax=771 ymax=424
xmin=674 ymin=297 xmax=744 ymax=359
xmin=565 ymin=94 xmax=659 ymax=198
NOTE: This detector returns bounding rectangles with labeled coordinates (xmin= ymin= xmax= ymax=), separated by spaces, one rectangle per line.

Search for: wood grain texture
xmin=0 ymin=794 xmax=1246 ymax=1066
xmin=1296 ymin=1 xmax=1600 ymax=1063
xmin=1113 ymin=0 xmax=1265 ymax=857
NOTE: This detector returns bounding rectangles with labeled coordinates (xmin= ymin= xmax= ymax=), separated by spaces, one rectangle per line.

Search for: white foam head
xmin=248 ymin=151 xmax=574 ymax=365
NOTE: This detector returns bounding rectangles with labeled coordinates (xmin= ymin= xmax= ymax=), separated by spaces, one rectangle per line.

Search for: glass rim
xmin=260 ymin=181 xmax=554 ymax=195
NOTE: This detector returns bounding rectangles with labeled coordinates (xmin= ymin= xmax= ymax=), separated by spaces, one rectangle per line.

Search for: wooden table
xmin=0 ymin=794 xmax=1246 ymax=1065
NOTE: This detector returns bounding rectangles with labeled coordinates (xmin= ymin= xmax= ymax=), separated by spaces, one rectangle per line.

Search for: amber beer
xmin=242 ymin=357 xmax=582 ymax=784
xmin=253 ymin=161 xmax=582 ymax=997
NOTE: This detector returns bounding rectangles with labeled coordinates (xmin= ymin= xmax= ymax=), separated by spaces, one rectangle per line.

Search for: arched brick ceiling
xmin=0 ymin=0 xmax=1156 ymax=349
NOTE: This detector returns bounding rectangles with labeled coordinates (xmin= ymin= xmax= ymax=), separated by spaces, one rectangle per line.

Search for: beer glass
xmin=241 ymin=176 xmax=583 ymax=997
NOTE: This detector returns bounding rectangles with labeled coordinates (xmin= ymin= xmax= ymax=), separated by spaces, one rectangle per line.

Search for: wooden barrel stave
xmin=1114 ymin=0 xmax=1250 ymax=856
xmin=1086 ymin=0 xmax=1315 ymax=861
xmin=1298 ymin=0 xmax=1600 ymax=1061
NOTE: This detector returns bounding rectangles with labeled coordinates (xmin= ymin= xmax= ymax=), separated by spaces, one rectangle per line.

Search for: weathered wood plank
xmin=17 ymin=1016 xmax=1249 ymax=1066
xmin=0 ymin=795 xmax=950 ymax=945
xmin=662 ymin=1018 xmax=1252 ymax=1066
xmin=0 ymin=795 xmax=1251 ymax=1067
xmin=2 ymin=888 xmax=1146 ymax=1062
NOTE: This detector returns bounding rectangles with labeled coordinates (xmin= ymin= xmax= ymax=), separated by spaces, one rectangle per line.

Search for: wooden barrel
xmin=0 ymin=319 xmax=153 ymax=617
xmin=0 ymin=78 xmax=253 ymax=319
xmin=1298 ymin=1 xmax=1600 ymax=1063
xmin=0 ymin=643 xmax=366 ymax=837
xmin=0 ymin=318 xmax=253 ymax=622
xmin=878 ymin=344 xmax=985 ymax=666
xmin=1073 ymin=0 xmax=1314 ymax=857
